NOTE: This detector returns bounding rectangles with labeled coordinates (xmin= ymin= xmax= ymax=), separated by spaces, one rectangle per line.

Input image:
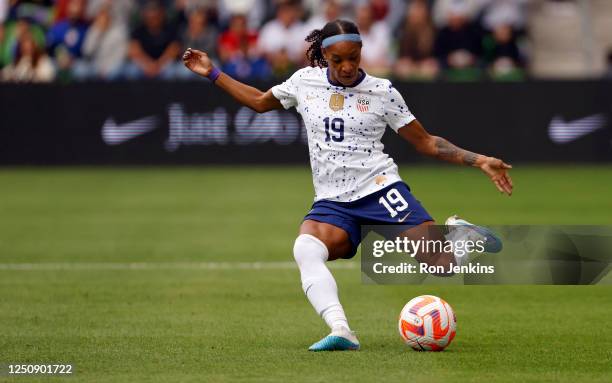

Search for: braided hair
xmin=305 ymin=19 xmax=361 ymax=67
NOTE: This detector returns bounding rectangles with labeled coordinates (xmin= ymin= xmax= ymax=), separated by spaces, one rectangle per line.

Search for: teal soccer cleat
xmin=308 ymin=327 xmax=360 ymax=352
xmin=446 ymin=215 xmax=503 ymax=253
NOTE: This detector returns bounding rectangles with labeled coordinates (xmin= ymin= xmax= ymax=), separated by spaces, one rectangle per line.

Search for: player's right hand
xmin=182 ymin=48 xmax=213 ymax=77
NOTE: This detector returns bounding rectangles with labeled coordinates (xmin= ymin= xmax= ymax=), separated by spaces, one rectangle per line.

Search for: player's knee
xmin=293 ymin=234 xmax=329 ymax=265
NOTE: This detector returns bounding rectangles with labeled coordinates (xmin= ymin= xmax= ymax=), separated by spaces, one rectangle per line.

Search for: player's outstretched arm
xmin=182 ymin=48 xmax=283 ymax=113
xmin=398 ymin=120 xmax=514 ymax=196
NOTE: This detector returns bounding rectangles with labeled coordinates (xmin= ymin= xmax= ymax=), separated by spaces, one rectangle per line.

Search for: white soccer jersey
xmin=271 ymin=66 xmax=416 ymax=202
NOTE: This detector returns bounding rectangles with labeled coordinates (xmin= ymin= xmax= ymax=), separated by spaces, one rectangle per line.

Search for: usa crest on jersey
xmin=356 ymin=97 xmax=370 ymax=112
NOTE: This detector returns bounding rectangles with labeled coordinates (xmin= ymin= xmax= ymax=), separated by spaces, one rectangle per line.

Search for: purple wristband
xmin=207 ymin=67 xmax=221 ymax=83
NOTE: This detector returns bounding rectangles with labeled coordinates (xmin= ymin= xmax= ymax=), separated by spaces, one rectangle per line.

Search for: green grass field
xmin=1 ymin=165 xmax=611 ymax=382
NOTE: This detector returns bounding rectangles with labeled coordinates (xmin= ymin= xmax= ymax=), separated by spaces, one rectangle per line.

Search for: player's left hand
xmin=478 ymin=157 xmax=513 ymax=196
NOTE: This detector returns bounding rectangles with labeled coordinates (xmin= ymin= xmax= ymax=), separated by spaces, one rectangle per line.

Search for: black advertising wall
xmin=0 ymin=81 xmax=611 ymax=165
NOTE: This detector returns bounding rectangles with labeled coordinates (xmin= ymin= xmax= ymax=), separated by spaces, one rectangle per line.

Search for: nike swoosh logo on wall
xmin=102 ymin=116 xmax=158 ymax=145
xmin=548 ymin=114 xmax=606 ymax=144
xmin=398 ymin=211 xmax=412 ymax=222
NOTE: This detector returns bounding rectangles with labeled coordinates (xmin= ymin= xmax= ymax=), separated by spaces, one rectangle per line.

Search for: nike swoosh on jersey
xmin=102 ymin=116 xmax=158 ymax=145
xmin=548 ymin=114 xmax=606 ymax=144
xmin=398 ymin=211 xmax=412 ymax=222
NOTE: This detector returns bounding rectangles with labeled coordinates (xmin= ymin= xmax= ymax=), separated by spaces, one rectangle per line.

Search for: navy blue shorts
xmin=304 ymin=181 xmax=433 ymax=259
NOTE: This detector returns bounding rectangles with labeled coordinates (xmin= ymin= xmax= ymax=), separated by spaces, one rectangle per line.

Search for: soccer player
xmin=183 ymin=19 xmax=513 ymax=352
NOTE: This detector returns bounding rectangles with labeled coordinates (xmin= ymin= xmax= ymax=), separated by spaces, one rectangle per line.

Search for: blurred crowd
xmin=0 ymin=0 xmax=607 ymax=83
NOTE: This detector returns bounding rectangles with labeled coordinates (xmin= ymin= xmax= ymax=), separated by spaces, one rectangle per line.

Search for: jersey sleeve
xmin=270 ymin=69 xmax=302 ymax=110
xmin=382 ymin=81 xmax=416 ymax=132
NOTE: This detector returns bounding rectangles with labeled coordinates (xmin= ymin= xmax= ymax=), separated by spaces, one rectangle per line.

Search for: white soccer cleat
xmin=445 ymin=215 xmax=503 ymax=253
xmin=308 ymin=326 xmax=360 ymax=351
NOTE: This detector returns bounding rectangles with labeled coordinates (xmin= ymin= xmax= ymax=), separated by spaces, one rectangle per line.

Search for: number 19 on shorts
xmin=379 ymin=188 xmax=409 ymax=218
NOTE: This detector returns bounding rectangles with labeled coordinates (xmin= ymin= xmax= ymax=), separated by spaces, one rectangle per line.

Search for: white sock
xmin=293 ymin=234 xmax=350 ymax=331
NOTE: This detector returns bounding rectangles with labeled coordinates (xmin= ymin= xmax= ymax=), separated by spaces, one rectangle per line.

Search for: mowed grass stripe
xmin=0 ymin=261 xmax=357 ymax=271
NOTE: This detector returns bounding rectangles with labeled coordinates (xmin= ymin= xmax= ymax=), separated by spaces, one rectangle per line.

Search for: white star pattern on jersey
xmin=272 ymin=66 xmax=416 ymax=202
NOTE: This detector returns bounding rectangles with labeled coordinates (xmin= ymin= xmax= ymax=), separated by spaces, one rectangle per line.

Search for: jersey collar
xmin=326 ymin=68 xmax=366 ymax=88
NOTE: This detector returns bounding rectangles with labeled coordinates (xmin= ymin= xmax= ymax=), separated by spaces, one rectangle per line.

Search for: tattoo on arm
xmin=463 ymin=151 xmax=478 ymax=166
xmin=434 ymin=137 xmax=480 ymax=166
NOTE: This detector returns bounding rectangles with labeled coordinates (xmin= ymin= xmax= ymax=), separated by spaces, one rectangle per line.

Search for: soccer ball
xmin=398 ymin=295 xmax=457 ymax=351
